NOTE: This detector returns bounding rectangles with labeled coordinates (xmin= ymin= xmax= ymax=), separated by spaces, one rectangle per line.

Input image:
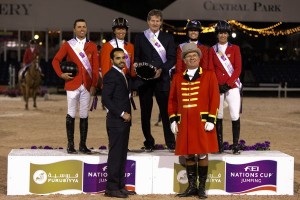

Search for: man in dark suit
xmin=134 ymin=9 xmax=176 ymax=152
xmin=102 ymin=48 xmax=136 ymax=198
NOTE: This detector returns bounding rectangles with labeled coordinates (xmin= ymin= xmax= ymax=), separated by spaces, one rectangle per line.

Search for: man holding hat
xmin=175 ymin=20 xmax=210 ymax=74
xmin=168 ymin=43 xmax=219 ymax=199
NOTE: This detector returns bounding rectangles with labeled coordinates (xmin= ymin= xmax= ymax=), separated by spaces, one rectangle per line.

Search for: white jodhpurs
xmin=217 ymin=87 xmax=241 ymax=121
xmin=66 ymin=84 xmax=91 ymax=118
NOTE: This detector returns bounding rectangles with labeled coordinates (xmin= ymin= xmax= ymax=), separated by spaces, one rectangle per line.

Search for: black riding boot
xmin=232 ymin=118 xmax=241 ymax=155
xmin=176 ymin=164 xmax=198 ymax=197
xmin=198 ymin=166 xmax=208 ymax=199
xmin=216 ymin=118 xmax=223 ymax=153
xmin=66 ymin=114 xmax=77 ymax=154
xmin=79 ymin=118 xmax=91 ymax=154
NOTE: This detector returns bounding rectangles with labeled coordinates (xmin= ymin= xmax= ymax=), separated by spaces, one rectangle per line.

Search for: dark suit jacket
xmin=134 ymin=31 xmax=176 ymax=91
xmin=101 ymin=67 xmax=131 ymax=127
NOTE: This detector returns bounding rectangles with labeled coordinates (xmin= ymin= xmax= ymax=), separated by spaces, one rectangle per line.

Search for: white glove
xmin=204 ymin=122 xmax=214 ymax=131
xmin=170 ymin=121 xmax=178 ymax=135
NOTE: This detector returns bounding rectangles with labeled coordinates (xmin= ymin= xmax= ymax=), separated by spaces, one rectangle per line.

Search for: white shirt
xmin=218 ymin=42 xmax=228 ymax=54
xmin=76 ymin=37 xmax=86 ymax=50
xmin=115 ymin=38 xmax=125 ymax=49
xmin=186 ymin=68 xmax=198 ymax=80
xmin=153 ymin=30 xmax=160 ymax=37
xmin=112 ymin=65 xmax=128 ymax=117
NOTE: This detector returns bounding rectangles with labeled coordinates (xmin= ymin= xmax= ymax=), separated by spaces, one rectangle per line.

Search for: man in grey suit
xmin=134 ymin=9 xmax=176 ymax=152
xmin=102 ymin=48 xmax=136 ymax=198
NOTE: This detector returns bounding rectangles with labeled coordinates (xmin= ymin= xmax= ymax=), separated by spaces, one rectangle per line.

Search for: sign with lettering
xmin=163 ymin=0 xmax=300 ymax=22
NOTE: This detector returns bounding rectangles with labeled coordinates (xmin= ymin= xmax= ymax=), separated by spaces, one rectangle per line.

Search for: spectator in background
xmin=19 ymin=39 xmax=42 ymax=80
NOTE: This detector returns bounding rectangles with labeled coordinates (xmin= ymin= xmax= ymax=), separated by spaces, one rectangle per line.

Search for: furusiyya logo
xmin=177 ymin=169 xmax=188 ymax=184
xmin=33 ymin=170 xmax=47 ymax=184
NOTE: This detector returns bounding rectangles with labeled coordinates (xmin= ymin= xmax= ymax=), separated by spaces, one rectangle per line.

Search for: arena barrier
xmin=7 ymin=149 xmax=294 ymax=195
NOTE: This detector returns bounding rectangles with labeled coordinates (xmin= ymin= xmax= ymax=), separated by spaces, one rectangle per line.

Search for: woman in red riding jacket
xmin=208 ymin=20 xmax=242 ymax=155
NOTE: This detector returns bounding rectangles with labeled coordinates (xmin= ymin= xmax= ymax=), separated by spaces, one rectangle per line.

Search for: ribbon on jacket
xmin=68 ymin=38 xmax=92 ymax=78
xmin=144 ymin=29 xmax=167 ymax=63
xmin=213 ymin=44 xmax=242 ymax=88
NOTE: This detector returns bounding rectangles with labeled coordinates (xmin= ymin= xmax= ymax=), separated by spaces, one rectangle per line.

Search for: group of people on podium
xmin=49 ymin=8 xmax=242 ymax=199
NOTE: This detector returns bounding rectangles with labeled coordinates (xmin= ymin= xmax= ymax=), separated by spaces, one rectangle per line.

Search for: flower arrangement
xmin=21 ymin=140 xmax=270 ymax=152
xmin=223 ymin=140 xmax=271 ymax=151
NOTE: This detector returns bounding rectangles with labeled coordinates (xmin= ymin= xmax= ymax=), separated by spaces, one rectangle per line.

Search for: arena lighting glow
xmin=102 ymin=39 xmax=106 ymax=44
xmin=34 ymin=34 xmax=39 ymax=40
xmin=231 ymin=32 xmax=237 ymax=38
xmin=163 ymin=20 xmax=300 ymax=36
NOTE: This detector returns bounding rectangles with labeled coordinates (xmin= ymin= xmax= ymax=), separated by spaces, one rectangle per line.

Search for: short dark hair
xmin=147 ymin=9 xmax=163 ymax=21
xmin=73 ymin=19 xmax=86 ymax=28
xmin=110 ymin=48 xmax=124 ymax=59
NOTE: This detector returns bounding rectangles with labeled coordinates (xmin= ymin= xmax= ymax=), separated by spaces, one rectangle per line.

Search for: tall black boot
xmin=198 ymin=166 xmax=208 ymax=199
xmin=216 ymin=118 xmax=223 ymax=153
xmin=79 ymin=118 xmax=91 ymax=154
xmin=66 ymin=114 xmax=77 ymax=154
xmin=232 ymin=118 xmax=241 ymax=155
xmin=176 ymin=164 xmax=198 ymax=197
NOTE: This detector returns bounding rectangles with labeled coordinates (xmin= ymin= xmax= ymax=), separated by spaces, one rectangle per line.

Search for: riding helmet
xmin=185 ymin=20 xmax=202 ymax=32
xmin=215 ymin=20 xmax=231 ymax=34
xmin=112 ymin=17 xmax=129 ymax=30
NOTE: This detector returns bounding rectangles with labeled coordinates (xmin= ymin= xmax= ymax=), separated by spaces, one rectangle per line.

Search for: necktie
xmin=121 ymin=71 xmax=128 ymax=88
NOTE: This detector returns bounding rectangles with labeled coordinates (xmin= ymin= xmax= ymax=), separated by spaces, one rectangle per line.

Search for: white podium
xmin=7 ymin=149 xmax=294 ymax=195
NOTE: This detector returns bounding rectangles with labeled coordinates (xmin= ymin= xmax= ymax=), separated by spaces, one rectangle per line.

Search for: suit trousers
xmin=138 ymin=81 xmax=175 ymax=147
xmin=106 ymin=123 xmax=130 ymax=191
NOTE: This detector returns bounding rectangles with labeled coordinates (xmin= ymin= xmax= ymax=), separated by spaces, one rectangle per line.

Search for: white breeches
xmin=66 ymin=84 xmax=90 ymax=118
xmin=217 ymin=87 xmax=241 ymax=121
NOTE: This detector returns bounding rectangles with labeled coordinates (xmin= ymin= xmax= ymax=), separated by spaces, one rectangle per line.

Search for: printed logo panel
xmin=173 ymin=160 xmax=226 ymax=193
xmin=30 ymin=160 xmax=82 ymax=194
xmin=206 ymin=160 xmax=225 ymax=190
xmin=226 ymin=160 xmax=277 ymax=194
xmin=83 ymin=160 xmax=136 ymax=193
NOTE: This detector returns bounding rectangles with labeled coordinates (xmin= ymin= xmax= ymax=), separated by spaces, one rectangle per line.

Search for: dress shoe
xmin=67 ymin=143 xmax=77 ymax=154
xmin=79 ymin=145 xmax=92 ymax=154
xmin=167 ymin=143 xmax=176 ymax=152
xmin=105 ymin=190 xmax=128 ymax=198
xmin=142 ymin=145 xmax=154 ymax=152
xmin=120 ymin=188 xmax=136 ymax=195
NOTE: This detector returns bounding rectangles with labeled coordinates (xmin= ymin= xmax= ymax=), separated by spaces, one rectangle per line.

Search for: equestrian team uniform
xmin=209 ymin=41 xmax=242 ymax=154
xmin=52 ymin=37 xmax=99 ymax=154
xmin=100 ymin=38 xmax=135 ymax=78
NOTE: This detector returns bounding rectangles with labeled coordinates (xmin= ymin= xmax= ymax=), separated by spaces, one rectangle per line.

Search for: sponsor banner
xmin=30 ymin=160 xmax=82 ymax=194
xmin=206 ymin=160 xmax=225 ymax=190
xmin=83 ymin=160 xmax=136 ymax=193
xmin=226 ymin=160 xmax=277 ymax=194
xmin=173 ymin=160 xmax=226 ymax=193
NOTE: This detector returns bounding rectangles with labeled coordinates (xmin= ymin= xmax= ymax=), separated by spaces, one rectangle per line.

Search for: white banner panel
xmin=7 ymin=149 xmax=294 ymax=195
xmin=163 ymin=0 xmax=300 ymax=22
xmin=0 ymin=0 xmax=147 ymax=31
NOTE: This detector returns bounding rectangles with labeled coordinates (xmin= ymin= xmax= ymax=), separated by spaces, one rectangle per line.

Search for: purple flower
xmin=222 ymin=140 xmax=271 ymax=151
xmin=99 ymin=146 xmax=107 ymax=150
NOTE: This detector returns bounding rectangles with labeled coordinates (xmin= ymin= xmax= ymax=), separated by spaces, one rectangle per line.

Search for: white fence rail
xmin=243 ymin=83 xmax=300 ymax=98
